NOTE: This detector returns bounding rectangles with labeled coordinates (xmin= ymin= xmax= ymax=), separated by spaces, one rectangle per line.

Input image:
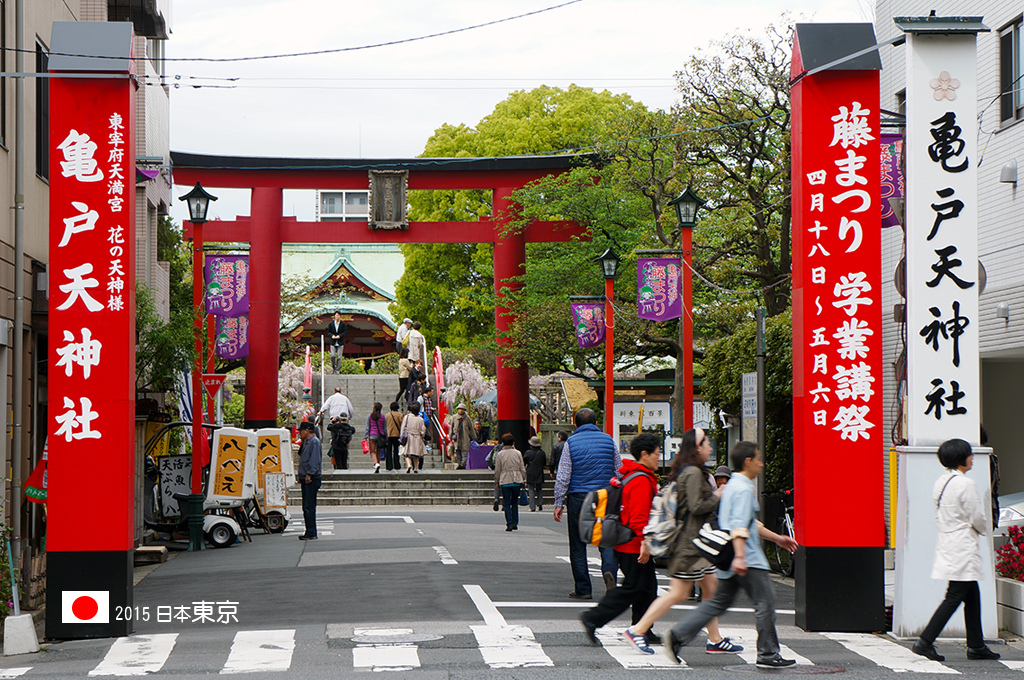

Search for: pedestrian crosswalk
xmin=283 ymin=519 xmax=334 ymax=536
xmin=4 ymin=625 xmax=1021 ymax=676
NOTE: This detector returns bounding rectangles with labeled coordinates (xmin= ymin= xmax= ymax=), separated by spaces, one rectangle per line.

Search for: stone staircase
xmin=287 ymin=470 xmax=557 ymax=507
xmin=312 ymin=374 xmax=444 ymax=471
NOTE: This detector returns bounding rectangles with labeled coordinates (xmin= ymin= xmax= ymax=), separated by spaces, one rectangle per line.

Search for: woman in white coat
xmin=912 ymin=438 xmax=1000 ymax=662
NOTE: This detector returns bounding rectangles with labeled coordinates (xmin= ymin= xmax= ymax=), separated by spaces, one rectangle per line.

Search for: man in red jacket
xmin=580 ymin=433 xmax=661 ymax=645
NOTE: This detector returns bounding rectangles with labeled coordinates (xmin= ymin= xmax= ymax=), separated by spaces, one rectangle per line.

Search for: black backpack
xmin=578 ymin=472 xmax=648 ymax=548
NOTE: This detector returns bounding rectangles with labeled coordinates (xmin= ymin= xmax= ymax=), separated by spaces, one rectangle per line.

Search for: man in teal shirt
xmin=664 ymin=441 xmax=799 ymax=668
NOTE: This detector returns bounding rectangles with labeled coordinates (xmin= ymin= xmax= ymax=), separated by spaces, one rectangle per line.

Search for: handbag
xmin=361 ymin=440 xmax=370 ymax=454
xmin=692 ymin=519 xmax=735 ymax=570
xmin=519 ymin=488 xmax=529 ymax=506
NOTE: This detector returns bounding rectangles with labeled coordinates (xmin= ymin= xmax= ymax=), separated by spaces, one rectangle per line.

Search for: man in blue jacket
xmin=553 ymin=408 xmax=622 ymax=600
xmin=296 ymin=421 xmax=322 ymax=540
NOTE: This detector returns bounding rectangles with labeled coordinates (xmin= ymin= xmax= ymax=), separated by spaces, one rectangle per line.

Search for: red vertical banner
xmin=47 ymin=75 xmax=136 ymax=553
xmin=792 ymin=63 xmax=884 ymax=548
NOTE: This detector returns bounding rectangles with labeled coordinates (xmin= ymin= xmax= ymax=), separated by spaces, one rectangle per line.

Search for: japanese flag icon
xmin=61 ymin=590 xmax=110 ymax=623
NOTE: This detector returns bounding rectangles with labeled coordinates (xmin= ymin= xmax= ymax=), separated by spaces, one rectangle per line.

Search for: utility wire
xmin=19 ymin=0 xmax=584 ymax=64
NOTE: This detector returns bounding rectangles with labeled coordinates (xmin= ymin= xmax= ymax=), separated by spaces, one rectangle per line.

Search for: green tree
xmin=701 ymin=309 xmax=792 ymax=491
xmin=390 ymin=86 xmax=644 ymax=348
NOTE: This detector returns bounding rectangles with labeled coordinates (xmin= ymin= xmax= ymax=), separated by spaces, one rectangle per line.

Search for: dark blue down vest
xmin=566 ymin=423 xmax=618 ymax=494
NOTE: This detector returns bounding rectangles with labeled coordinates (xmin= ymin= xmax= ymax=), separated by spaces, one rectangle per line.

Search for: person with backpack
xmin=579 ymin=434 xmax=661 ymax=645
xmin=554 ymin=409 xmax=622 ymax=600
xmin=663 ymin=441 xmax=798 ymax=668
xmin=624 ymin=428 xmax=741 ymax=655
xmin=326 ymin=414 xmax=355 ymax=470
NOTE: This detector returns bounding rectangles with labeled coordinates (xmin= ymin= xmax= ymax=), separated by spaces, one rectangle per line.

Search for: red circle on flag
xmin=72 ymin=596 xmax=99 ymax=621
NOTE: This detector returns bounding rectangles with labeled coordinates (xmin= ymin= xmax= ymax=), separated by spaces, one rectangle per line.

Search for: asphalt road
xmin=4 ymin=506 xmax=1024 ymax=678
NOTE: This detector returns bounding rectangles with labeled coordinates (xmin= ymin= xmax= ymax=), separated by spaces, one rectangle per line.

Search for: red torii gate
xmin=172 ymin=152 xmax=591 ymax=445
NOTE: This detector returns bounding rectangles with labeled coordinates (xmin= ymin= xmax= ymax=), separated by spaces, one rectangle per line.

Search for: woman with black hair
xmin=912 ymin=438 xmax=1000 ymax=662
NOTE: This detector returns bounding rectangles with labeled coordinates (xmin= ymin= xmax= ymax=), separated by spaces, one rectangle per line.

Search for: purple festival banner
xmin=571 ymin=302 xmax=605 ymax=349
xmin=215 ymin=315 xmax=249 ymax=359
xmin=880 ymin=133 xmax=904 ymax=229
xmin=205 ymin=255 xmax=250 ymax=317
xmin=637 ymin=257 xmax=681 ymax=321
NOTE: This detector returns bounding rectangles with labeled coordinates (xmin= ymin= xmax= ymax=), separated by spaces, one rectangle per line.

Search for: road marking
xmin=595 ymin=629 xmax=682 ymax=668
xmin=464 ymin=584 xmax=553 ymax=668
xmin=470 ymin=625 xmax=554 ymax=668
xmin=353 ymin=644 xmax=420 ymax=671
xmin=337 ymin=515 xmax=415 ymax=523
xmin=464 ymin=585 xmax=506 ymax=627
xmin=719 ymin=628 xmax=813 ymax=665
xmin=220 ymin=629 xmax=295 ymax=674
xmin=492 ymin=600 xmax=796 ymax=615
xmin=89 ymin=634 xmax=177 ymax=676
xmin=433 ymin=546 xmax=458 ymax=564
xmin=821 ymin=633 xmax=959 ymax=674
xmin=0 ymin=669 xmax=31 ymax=678
xmin=1003 ymin=660 xmax=1024 ymax=671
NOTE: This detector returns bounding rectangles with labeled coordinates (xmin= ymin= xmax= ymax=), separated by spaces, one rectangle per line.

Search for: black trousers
xmin=385 ymin=437 xmax=401 ymax=470
xmin=583 ymin=550 xmax=658 ymax=629
xmin=396 ymin=378 xmax=409 ymax=403
xmin=299 ymin=475 xmax=321 ymax=538
xmin=921 ymin=580 xmax=984 ymax=648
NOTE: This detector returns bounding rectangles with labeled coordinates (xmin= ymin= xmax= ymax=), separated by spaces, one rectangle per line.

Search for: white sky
xmin=167 ymin=0 xmax=872 ymax=224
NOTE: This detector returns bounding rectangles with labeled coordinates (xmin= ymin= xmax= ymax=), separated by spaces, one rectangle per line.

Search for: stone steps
xmin=287 ymin=471 xmax=555 ymax=507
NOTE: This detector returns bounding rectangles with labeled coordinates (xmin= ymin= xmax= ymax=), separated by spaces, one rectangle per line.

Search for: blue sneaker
xmin=706 ymin=637 xmax=743 ymax=653
xmin=623 ymin=628 xmax=654 ymax=654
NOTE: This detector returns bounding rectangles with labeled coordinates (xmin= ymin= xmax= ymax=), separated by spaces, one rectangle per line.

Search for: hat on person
xmin=298 ymin=421 xmax=315 ymax=433
xmin=714 ymin=465 xmax=732 ymax=479
xmin=403 ymin=318 xmax=413 ymax=324
xmin=338 ymin=414 xmax=349 ymax=421
xmin=456 ymin=403 xmax=467 ymax=411
xmin=529 ymin=436 xmax=541 ymax=447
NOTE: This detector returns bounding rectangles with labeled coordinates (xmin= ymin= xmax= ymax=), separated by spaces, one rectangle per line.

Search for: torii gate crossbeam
xmin=173 ymin=152 xmax=593 ymax=448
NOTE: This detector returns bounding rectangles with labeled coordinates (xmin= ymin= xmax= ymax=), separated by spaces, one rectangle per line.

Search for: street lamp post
xmin=596 ymin=248 xmax=620 ymax=436
xmin=668 ymin=187 xmax=705 ymax=433
xmin=179 ymin=182 xmax=217 ymax=552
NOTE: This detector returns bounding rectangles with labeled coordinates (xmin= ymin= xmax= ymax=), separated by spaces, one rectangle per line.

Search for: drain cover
xmin=723 ymin=665 xmax=846 ymax=674
xmin=351 ymin=633 xmax=443 ymax=644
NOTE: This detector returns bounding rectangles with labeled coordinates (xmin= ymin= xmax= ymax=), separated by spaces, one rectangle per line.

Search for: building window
xmin=35 ymin=41 xmax=48 ymax=179
xmin=1000 ymin=19 xmax=1024 ymax=124
xmin=894 ymin=89 xmax=906 ymax=119
xmin=318 ymin=190 xmax=369 ymax=221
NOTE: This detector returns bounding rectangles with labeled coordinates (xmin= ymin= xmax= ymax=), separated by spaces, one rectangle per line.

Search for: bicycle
xmin=765 ymin=489 xmax=795 ymax=577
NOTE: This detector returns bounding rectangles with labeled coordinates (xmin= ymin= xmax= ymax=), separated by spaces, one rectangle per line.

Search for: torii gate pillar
xmin=245 ymin=187 xmax=283 ymax=429
xmin=493 ymin=188 xmax=530 ymax=449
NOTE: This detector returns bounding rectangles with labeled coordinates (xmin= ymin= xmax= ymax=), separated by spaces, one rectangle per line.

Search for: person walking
xmin=912 ymin=438 xmax=1000 ymax=662
xmin=407 ymin=321 xmax=427 ymax=366
xmin=450 ymin=404 xmax=475 ymax=469
xmin=400 ymin=401 xmax=426 ymax=473
xmin=493 ymin=433 xmax=526 ymax=531
xmin=395 ymin=317 xmax=412 ymax=353
xmin=296 ymin=421 xmax=322 ymax=540
xmin=553 ymin=408 xmax=622 ymax=600
xmin=365 ymin=402 xmax=387 ymax=474
xmin=663 ymin=441 xmax=798 ymax=668
xmin=396 ymin=348 xmax=412 ymax=404
xmin=318 ymin=387 xmax=354 ymax=423
xmin=623 ymin=428 xmax=741 ymax=655
xmin=407 ymin=360 xmax=425 ymax=404
xmin=580 ymin=434 xmax=662 ymax=645
xmin=549 ymin=431 xmax=568 ymax=479
xmin=522 ymin=436 xmax=547 ymax=512
xmin=326 ymin=414 xmax=355 ymax=470
xmin=384 ymin=402 xmax=404 ymax=472
xmin=326 ymin=311 xmax=347 ymax=373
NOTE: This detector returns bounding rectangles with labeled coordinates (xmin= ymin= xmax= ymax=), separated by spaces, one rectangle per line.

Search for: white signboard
xmin=904 ymin=33 xmax=980 ymax=446
xmin=264 ymin=472 xmax=287 ymax=509
xmin=741 ymin=372 xmax=758 ymax=441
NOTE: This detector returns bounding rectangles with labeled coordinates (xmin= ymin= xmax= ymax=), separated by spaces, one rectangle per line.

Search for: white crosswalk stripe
xmin=220 ymin=629 xmax=295 ymax=674
xmin=8 ymin=624 xmax=1024 ymax=675
xmin=88 ymin=633 xmax=178 ymax=676
xmin=595 ymin=629 xmax=682 ymax=668
xmin=821 ymin=632 xmax=960 ymax=674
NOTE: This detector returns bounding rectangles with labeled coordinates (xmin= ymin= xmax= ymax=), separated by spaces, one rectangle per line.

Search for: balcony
xmin=107 ymin=0 xmax=170 ymax=40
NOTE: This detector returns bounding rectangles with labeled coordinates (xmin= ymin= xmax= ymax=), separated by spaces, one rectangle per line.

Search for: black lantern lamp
xmin=179 ymin=182 xmax=218 ymax=224
xmin=596 ymin=247 xmax=620 ymax=279
xmin=668 ymin=186 xmax=706 ymax=228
